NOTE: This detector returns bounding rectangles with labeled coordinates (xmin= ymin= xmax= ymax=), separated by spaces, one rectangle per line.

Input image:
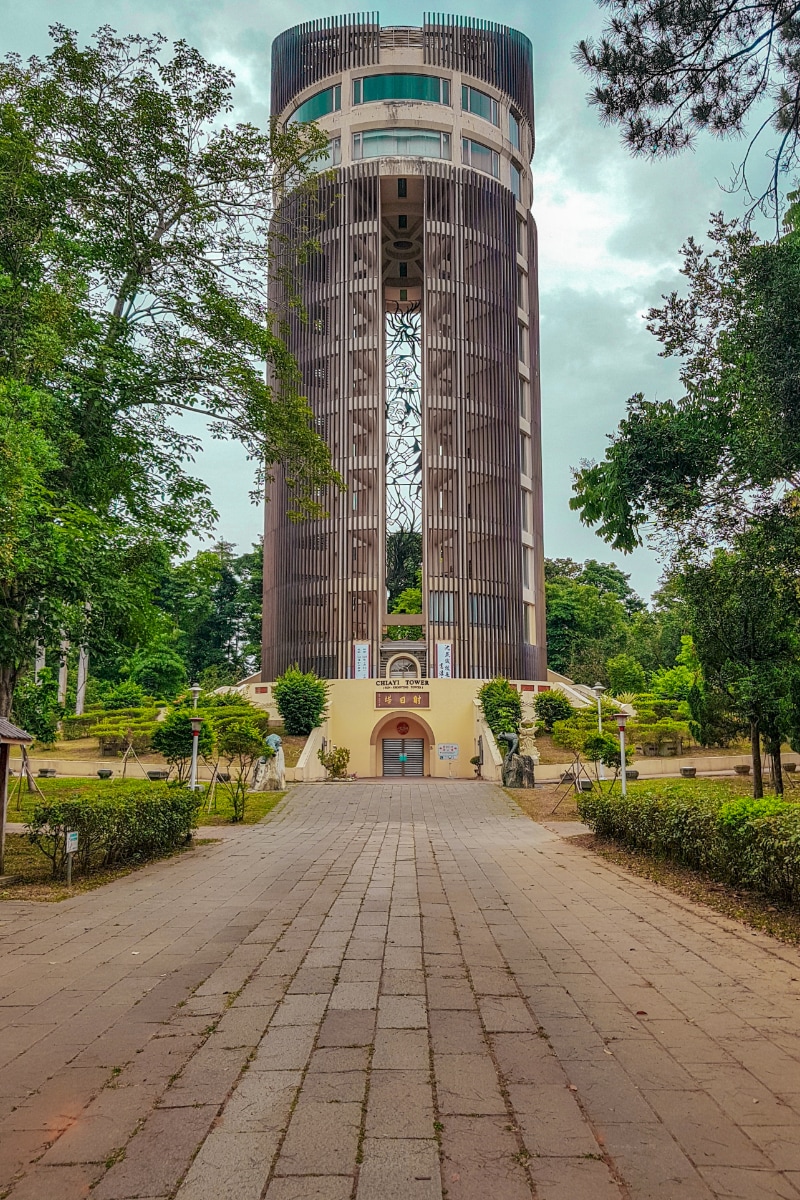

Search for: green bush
xmin=532 ymin=690 xmax=574 ymax=732
xmin=478 ymin=678 xmax=522 ymax=746
xmin=104 ymin=681 xmax=146 ymax=710
xmin=318 ymin=745 xmax=350 ymax=779
xmin=26 ymin=784 xmax=199 ymax=878
xmin=151 ymin=710 xmax=215 ymax=781
xmin=273 ymin=667 xmax=328 ymax=735
xmin=578 ymin=781 xmax=800 ymax=902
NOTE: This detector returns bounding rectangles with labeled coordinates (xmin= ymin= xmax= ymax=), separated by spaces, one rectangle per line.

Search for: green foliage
xmin=0 ymin=27 xmax=339 ymax=719
xmin=128 ymin=642 xmax=186 ymax=700
xmin=385 ymin=567 xmax=424 ymax=642
xmin=532 ymin=690 xmax=574 ymax=733
xmin=386 ymin=531 xmax=422 ymax=608
xmin=318 ymin=745 xmax=351 ymax=780
xmin=478 ymin=678 xmax=522 ymax=746
xmin=151 ymin=711 xmax=214 ymax=782
xmin=11 ymin=667 xmax=60 ymax=743
xmin=103 ymin=681 xmax=146 ymax=710
xmin=545 ymin=577 xmax=628 ymax=683
xmin=26 ymin=783 xmax=198 ymax=878
xmin=578 ymin=781 xmax=800 ymax=903
xmin=216 ymin=720 xmax=267 ymax=822
xmin=273 ymin=667 xmax=328 ymax=736
xmin=606 ymin=653 xmax=646 ymax=696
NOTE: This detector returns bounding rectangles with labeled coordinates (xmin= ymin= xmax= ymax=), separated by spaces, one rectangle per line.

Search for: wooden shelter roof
xmin=0 ymin=718 xmax=33 ymax=745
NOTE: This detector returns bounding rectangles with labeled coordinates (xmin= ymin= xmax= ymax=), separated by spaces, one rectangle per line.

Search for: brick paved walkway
xmin=0 ymin=781 xmax=799 ymax=1200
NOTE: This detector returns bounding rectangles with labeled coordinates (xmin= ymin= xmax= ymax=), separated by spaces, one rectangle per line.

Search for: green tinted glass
xmin=292 ymin=85 xmax=340 ymax=123
xmin=361 ymin=74 xmax=443 ymax=103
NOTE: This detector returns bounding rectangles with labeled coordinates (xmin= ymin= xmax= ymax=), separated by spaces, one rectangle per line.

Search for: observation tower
xmin=262 ymin=14 xmax=546 ymax=683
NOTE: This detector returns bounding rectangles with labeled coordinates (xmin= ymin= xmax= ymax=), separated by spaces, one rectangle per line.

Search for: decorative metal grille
xmin=385 ymin=303 xmax=422 ymax=533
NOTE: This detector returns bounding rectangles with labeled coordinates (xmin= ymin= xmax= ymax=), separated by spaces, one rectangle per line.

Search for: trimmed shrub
xmin=216 ymin=721 xmax=269 ymax=822
xmin=478 ymin=678 xmax=522 ymax=746
xmin=26 ymin=785 xmax=199 ymax=878
xmin=533 ymin=690 xmax=573 ymax=732
xmin=578 ymin=782 xmax=800 ymax=902
xmin=104 ymin=681 xmax=146 ymax=710
xmin=318 ymin=745 xmax=350 ymax=779
xmin=273 ymin=667 xmax=328 ymax=735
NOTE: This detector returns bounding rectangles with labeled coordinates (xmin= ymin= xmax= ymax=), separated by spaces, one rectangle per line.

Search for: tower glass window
xmin=291 ymin=84 xmax=341 ymax=123
xmin=511 ymin=162 xmax=522 ymax=201
xmin=353 ymin=74 xmax=450 ymax=105
xmin=353 ymin=129 xmax=451 ymax=160
xmin=462 ymin=84 xmax=499 ymax=126
xmin=462 ymin=137 xmax=499 ymax=178
xmin=509 ymin=110 xmax=521 ymax=150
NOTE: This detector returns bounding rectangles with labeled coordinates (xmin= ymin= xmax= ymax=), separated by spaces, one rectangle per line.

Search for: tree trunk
xmin=769 ymin=737 xmax=784 ymax=795
xmin=0 ymin=664 xmax=18 ymax=719
xmin=751 ymin=721 xmax=763 ymax=799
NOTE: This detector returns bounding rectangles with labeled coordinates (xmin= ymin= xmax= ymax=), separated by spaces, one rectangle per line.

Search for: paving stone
xmin=2 ymin=780 xmax=800 ymax=1200
xmin=440 ymin=1114 xmax=530 ymax=1200
xmin=435 ymin=1054 xmax=506 ymax=1115
xmin=276 ymin=1100 xmax=362 ymax=1175
xmin=365 ymin=1069 xmax=434 ymax=1137
xmin=356 ymin=1137 xmax=441 ymax=1200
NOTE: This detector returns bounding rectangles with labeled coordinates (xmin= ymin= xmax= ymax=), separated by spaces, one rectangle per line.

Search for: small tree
xmin=478 ymin=678 xmax=522 ymax=746
xmin=533 ymin=690 xmax=574 ymax=733
xmin=151 ymin=710 xmax=214 ymax=783
xmin=605 ymin=653 xmax=646 ymax=696
xmin=12 ymin=668 xmax=60 ymax=744
xmin=217 ymin=720 xmax=268 ymax=822
xmin=128 ymin=643 xmax=187 ymax=700
xmin=273 ymin=666 xmax=328 ymax=735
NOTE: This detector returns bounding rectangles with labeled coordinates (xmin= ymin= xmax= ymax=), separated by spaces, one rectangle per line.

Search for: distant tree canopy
xmin=576 ymin=0 xmax=800 ymax=211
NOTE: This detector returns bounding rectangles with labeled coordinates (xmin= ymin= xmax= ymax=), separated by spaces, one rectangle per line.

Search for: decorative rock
xmin=625 ymin=769 xmax=639 ymax=780
xmin=734 ymin=764 xmax=751 ymax=776
xmin=680 ymin=767 xmax=697 ymax=778
xmin=147 ymin=769 xmax=169 ymax=781
xmin=501 ymin=753 xmax=535 ymax=789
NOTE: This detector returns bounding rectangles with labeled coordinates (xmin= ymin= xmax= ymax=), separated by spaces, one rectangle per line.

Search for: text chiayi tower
xmin=263 ymin=13 xmax=546 ymax=698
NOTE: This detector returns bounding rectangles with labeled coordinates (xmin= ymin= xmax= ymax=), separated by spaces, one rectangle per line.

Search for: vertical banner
xmin=353 ymin=642 xmax=371 ymax=679
xmin=436 ymin=642 xmax=453 ymax=679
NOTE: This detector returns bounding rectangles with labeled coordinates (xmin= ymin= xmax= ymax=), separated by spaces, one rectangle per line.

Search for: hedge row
xmin=578 ymin=782 xmax=800 ymax=903
xmin=26 ymin=785 xmax=199 ymax=878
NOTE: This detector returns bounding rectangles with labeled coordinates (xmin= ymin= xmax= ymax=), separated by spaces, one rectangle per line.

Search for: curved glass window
xmin=509 ymin=110 xmax=521 ymax=150
xmin=462 ymin=137 xmax=499 ymax=178
xmin=511 ymin=162 xmax=522 ymax=201
xmin=353 ymin=129 xmax=451 ymax=161
xmin=314 ymin=137 xmax=341 ymax=170
xmin=291 ymin=84 xmax=341 ymax=123
xmin=353 ymin=74 xmax=450 ymax=106
xmin=462 ymin=84 xmax=499 ymax=126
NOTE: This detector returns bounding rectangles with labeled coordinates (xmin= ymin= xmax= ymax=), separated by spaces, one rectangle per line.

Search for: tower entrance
xmin=382 ymin=737 xmax=424 ymax=776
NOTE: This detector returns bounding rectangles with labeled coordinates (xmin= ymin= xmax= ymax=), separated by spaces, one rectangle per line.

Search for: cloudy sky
xmin=3 ymin=0 xmax=753 ymax=600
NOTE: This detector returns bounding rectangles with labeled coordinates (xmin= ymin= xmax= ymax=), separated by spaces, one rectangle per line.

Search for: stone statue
xmin=499 ymin=731 xmax=535 ymax=789
xmin=254 ymin=733 xmax=285 ymax=790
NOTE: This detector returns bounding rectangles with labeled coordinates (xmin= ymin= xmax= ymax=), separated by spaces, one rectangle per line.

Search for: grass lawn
xmin=0 ymin=833 xmax=198 ymax=903
xmin=7 ymin=775 xmax=287 ymax=828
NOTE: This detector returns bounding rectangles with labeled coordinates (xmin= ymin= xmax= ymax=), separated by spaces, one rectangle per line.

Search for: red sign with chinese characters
xmin=375 ymin=692 xmax=430 ymax=709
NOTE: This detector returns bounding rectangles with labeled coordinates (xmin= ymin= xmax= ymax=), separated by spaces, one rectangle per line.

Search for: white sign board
xmin=66 ymin=830 xmax=79 ymax=855
xmin=436 ymin=641 xmax=453 ymax=678
xmin=437 ymin=743 xmax=459 ymax=760
xmin=353 ymin=642 xmax=371 ymax=679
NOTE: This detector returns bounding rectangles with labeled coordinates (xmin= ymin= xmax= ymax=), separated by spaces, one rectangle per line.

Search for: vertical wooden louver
xmin=263 ymin=166 xmax=383 ymax=680
xmin=271 ymin=14 xmax=381 ymax=117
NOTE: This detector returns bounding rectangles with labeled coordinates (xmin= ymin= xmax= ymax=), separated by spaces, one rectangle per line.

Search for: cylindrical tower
xmin=263 ymin=13 xmax=546 ymax=682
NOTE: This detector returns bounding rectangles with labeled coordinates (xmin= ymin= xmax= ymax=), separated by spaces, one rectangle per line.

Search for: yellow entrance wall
xmin=325 ymin=679 xmax=482 ymax=779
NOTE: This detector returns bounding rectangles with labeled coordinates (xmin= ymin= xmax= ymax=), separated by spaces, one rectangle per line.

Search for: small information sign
xmin=66 ymin=830 xmax=79 ymax=855
xmin=437 ymin=744 xmax=459 ymax=760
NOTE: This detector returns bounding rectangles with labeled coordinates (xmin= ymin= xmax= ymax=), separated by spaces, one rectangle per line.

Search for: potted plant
xmin=470 ymin=754 xmax=482 ymax=779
